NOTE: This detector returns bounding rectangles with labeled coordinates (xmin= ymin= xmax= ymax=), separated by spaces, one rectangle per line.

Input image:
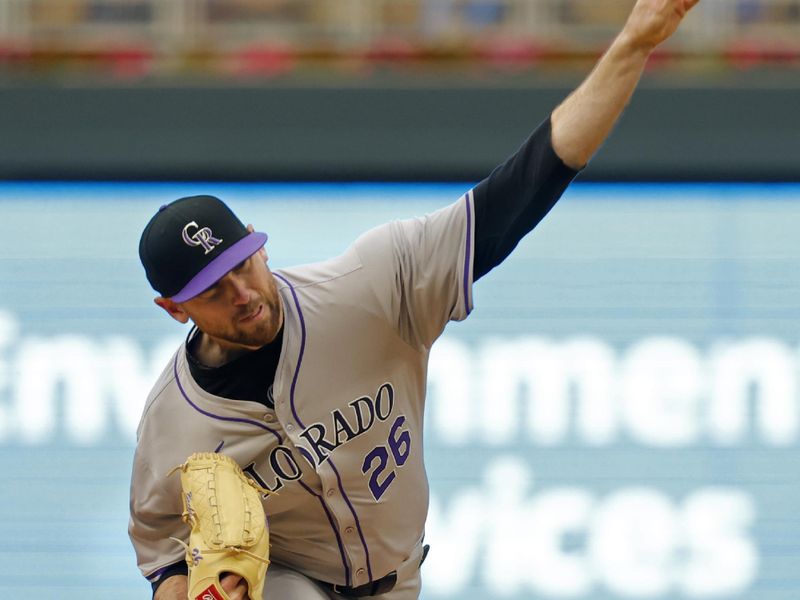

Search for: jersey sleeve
xmin=353 ymin=194 xmax=475 ymax=350
xmin=128 ymin=436 xmax=188 ymax=583
xmin=472 ymin=116 xmax=580 ymax=280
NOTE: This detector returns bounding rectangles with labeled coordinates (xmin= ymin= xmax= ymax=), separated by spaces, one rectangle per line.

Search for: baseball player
xmin=129 ymin=1 xmax=700 ymax=598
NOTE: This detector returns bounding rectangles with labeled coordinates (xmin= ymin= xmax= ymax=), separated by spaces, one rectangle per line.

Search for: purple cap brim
xmin=170 ymin=231 xmax=268 ymax=303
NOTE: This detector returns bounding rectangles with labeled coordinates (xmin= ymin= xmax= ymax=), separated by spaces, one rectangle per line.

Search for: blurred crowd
xmin=0 ymin=0 xmax=798 ymax=79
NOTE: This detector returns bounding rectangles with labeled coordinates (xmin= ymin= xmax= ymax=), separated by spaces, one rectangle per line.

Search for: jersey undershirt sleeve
xmin=471 ymin=116 xmax=580 ymax=281
xmin=150 ymin=560 xmax=187 ymax=596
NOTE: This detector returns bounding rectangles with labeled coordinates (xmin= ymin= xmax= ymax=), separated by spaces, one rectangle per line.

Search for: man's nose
xmin=227 ymin=275 xmax=250 ymax=305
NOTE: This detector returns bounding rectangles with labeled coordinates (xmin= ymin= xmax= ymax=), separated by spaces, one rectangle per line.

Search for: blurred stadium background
xmin=0 ymin=1 xmax=799 ymax=599
xmin=1 ymin=0 xmax=799 ymax=77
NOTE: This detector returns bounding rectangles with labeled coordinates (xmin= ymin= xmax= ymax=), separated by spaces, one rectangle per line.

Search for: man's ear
xmin=154 ymin=297 xmax=190 ymax=324
xmin=248 ymin=224 xmax=268 ymax=262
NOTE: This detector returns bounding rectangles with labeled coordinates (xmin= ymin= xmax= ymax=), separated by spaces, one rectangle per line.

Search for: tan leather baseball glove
xmin=170 ymin=452 xmax=271 ymax=600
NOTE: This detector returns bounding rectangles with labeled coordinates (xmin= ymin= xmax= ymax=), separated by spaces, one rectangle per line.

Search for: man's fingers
xmin=220 ymin=572 xmax=249 ymax=600
xmin=678 ymin=0 xmax=700 ymax=22
xmin=680 ymin=0 xmax=700 ymax=16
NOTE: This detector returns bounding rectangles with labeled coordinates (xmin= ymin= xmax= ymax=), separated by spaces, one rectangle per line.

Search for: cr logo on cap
xmin=182 ymin=221 xmax=223 ymax=254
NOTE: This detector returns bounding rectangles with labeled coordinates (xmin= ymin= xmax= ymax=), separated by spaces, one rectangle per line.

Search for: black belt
xmin=327 ymin=571 xmax=397 ymax=598
xmin=324 ymin=544 xmax=429 ymax=598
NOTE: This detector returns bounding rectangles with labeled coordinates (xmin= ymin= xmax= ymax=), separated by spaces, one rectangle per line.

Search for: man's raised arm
xmin=552 ymin=0 xmax=699 ymax=169
xmin=471 ymin=0 xmax=700 ymax=281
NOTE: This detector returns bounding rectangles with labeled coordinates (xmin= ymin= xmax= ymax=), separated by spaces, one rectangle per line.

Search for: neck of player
xmin=195 ymin=307 xmax=284 ymax=367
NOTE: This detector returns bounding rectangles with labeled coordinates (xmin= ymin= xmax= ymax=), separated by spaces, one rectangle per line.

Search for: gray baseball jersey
xmin=129 ymin=193 xmax=475 ymax=592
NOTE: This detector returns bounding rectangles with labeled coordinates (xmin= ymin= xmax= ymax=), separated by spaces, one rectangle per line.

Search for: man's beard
xmin=207 ymin=296 xmax=282 ymax=349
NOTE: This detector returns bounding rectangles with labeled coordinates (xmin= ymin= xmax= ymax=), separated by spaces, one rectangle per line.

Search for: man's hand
xmin=551 ymin=0 xmax=700 ymax=169
xmin=153 ymin=573 xmax=248 ymax=600
xmin=220 ymin=572 xmax=250 ymax=600
xmin=622 ymin=0 xmax=701 ymax=52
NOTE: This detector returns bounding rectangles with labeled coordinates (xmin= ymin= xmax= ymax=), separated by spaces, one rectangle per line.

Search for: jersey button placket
xmin=317 ymin=466 xmax=359 ymax=578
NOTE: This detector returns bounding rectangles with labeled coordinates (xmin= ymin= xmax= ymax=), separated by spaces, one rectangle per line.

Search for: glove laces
xmin=170 ymin=537 xmax=271 ymax=566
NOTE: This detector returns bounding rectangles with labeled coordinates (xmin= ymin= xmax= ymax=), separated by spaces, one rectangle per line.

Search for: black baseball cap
xmin=139 ymin=195 xmax=268 ymax=302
